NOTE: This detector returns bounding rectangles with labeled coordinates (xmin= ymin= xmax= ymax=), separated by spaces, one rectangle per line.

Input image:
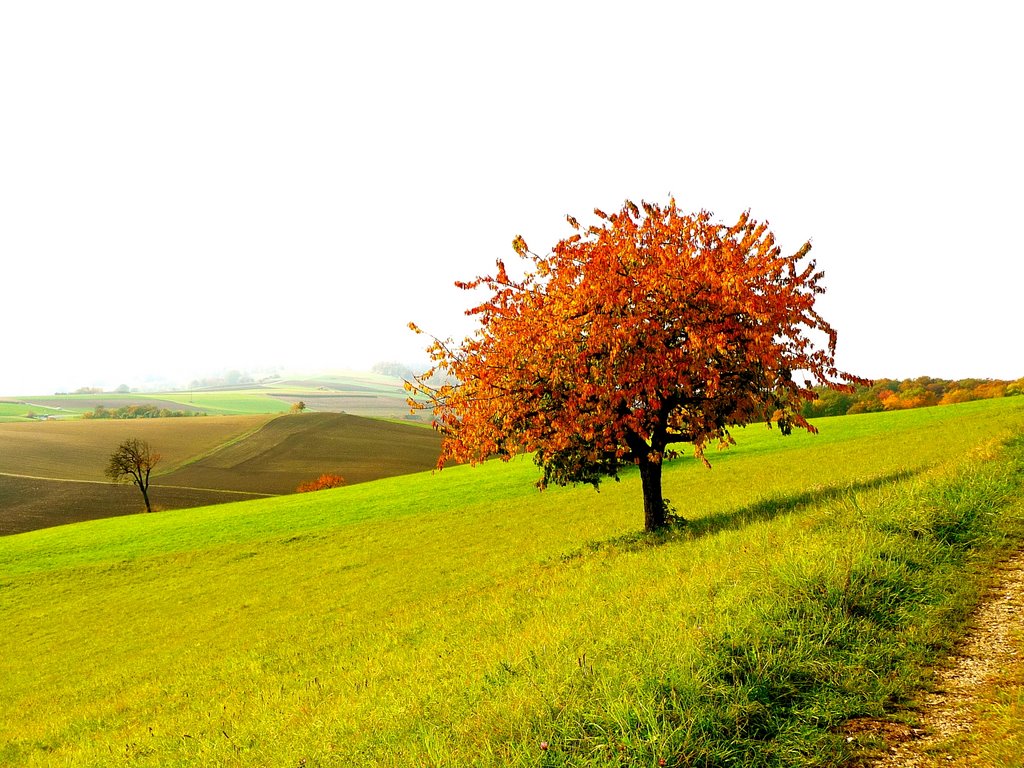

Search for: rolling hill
xmin=0 ymin=412 xmax=440 ymax=535
xmin=1 ymin=398 xmax=1023 ymax=765
xmin=158 ymin=412 xmax=442 ymax=494
xmin=0 ymin=414 xmax=275 ymax=480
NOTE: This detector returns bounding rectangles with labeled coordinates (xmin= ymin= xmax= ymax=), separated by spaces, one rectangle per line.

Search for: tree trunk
xmin=140 ymin=483 xmax=153 ymax=513
xmin=638 ymin=457 xmax=665 ymax=532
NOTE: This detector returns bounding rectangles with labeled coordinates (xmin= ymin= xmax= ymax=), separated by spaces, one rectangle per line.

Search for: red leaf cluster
xmin=296 ymin=473 xmax=346 ymax=493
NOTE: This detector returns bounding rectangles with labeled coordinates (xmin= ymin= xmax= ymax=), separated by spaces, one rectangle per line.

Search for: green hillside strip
xmin=0 ymin=401 xmax=66 ymax=421
xmin=1 ymin=400 xmax=1023 ymax=766
xmin=149 ymin=391 xmax=294 ymax=415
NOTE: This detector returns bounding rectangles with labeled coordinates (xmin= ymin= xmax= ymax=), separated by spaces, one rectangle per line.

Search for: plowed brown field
xmin=0 ymin=475 xmax=269 ymax=536
xmin=0 ymin=415 xmax=275 ymax=480
xmin=160 ymin=412 xmax=442 ymax=494
xmin=0 ymin=412 xmax=442 ymax=535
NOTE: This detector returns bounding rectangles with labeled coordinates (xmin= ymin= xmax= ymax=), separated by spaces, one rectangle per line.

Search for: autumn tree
xmin=105 ymin=438 xmax=161 ymax=513
xmin=291 ymin=401 xmax=307 ymax=413
xmin=409 ymin=199 xmax=864 ymax=532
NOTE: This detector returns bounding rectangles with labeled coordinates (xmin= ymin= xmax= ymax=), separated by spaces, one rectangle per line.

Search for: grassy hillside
xmin=154 ymin=390 xmax=297 ymax=415
xmin=1 ymin=399 xmax=1023 ymax=766
xmin=0 ymin=400 xmax=68 ymax=422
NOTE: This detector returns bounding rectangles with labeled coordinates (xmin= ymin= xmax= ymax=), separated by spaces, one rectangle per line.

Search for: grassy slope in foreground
xmin=1 ymin=398 xmax=1023 ymax=767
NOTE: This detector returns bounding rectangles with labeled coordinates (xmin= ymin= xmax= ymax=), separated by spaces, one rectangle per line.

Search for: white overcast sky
xmin=1 ymin=1 xmax=1021 ymax=396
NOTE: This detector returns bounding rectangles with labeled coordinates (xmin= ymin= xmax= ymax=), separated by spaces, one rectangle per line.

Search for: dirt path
xmin=858 ymin=549 xmax=1024 ymax=767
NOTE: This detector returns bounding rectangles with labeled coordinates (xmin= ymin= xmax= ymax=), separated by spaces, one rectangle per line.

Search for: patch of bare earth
xmin=845 ymin=549 xmax=1024 ymax=767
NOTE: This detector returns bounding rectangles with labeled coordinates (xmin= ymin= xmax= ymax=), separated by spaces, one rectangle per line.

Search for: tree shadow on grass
xmin=557 ymin=468 xmax=925 ymax=563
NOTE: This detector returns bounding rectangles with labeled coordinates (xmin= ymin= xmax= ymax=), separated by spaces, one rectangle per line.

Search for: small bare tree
xmin=106 ymin=438 xmax=161 ymax=513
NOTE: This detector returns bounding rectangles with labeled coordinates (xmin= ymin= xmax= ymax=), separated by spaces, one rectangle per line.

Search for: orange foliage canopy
xmin=410 ymin=199 xmax=863 ymax=531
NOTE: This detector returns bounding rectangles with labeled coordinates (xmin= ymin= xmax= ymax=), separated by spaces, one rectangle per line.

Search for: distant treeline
xmin=803 ymin=376 xmax=1024 ymax=418
xmin=81 ymin=404 xmax=205 ymax=420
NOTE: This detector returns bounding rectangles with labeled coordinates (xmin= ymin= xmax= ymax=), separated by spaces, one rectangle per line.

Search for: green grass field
xmin=15 ymin=394 xmax=206 ymax=416
xmin=0 ymin=400 xmax=69 ymax=422
xmin=25 ymin=391 xmax=294 ymax=416
xmin=150 ymin=390 xmax=296 ymax=415
xmin=1 ymin=398 xmax=1023 ymax=766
